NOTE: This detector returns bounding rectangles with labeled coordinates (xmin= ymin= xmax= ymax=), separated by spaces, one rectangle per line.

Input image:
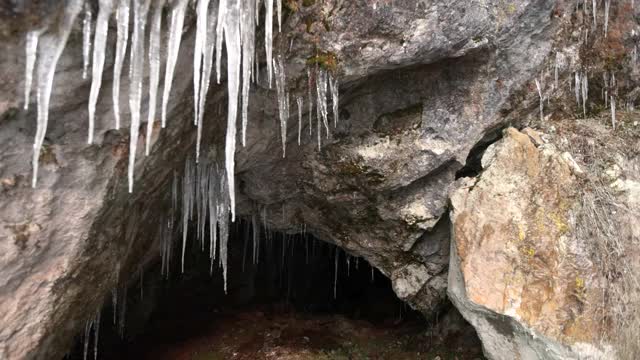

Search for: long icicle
xmin=307 ymin=69 xmax=313 ymax=136
xmin=161 ymin=0 xmax=189 ymax=128
xmin=215 ymin=0 xmax=228 ymax=83
xmin=127 ymin=0 xmax=151 ymax=193
xmin=197 ymin=1 xmax=219 ymax=161
xmin=145 ymin=0 xmax=166 ymax=155
xmin=297 ymin=96 xmax=302 ymax=145
xmin=24 ymin=31 xmax=40 ymax=111
xmin=82 ymin=3 xmax=93 ymax=80
xmin=277 ymin=0 xmax=282 ymax=32
xmin=265 ymin=0 xmax=274 ymax=87
xmin=194 ymin=0 xmax=211 ymax=128
xmin=329 ymin=75 xmax=339 ymax=127
xmin=88 ymin=0 xmax=114 ymax=145
xmin=241 ymin=0 xmax=256 ymax=146
xmin=32 ymin=0 xmax=83 ymax=188
xmin=224 ymin=0 xmax=242 ymax=221
xmin=273 ymin=56 xmax=288 ymax=157
xmin=113 ymin=0 xmax=130 ymax=130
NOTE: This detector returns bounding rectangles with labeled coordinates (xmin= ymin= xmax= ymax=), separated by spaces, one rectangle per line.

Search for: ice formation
xmin=127 ymin=0 xmax=152 ymax=193
xmin=82 ymin=4 xmax=93 ymax=80
xmin=162 ymin=0 xmax=189 ymax=129
xmin=112 ymin=0 xmax=130 ymax=130
xmin=297 ymin=96 xmax=303 ymax=145
xmin=274 ymin=56 xmax=289 ymax=157
xmin=535 ymin=78 xmax=543 ymax=121
xmin=23 ymin=31 xmax=40 ymax=111
xmin=31 ymin=0 xmax=83 ymax=188
xmin=25 ymin=0 xmax=342 ymax=214
xmin=88 ymin=0 xmax=114 ymax=145
xmin=20 ymin=0 xmax=355 ymax=309
xmin=144 ymin=0 xmax=166 ymax=155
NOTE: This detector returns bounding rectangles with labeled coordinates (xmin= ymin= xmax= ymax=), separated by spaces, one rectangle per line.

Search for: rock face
xmin=0 ymin=0 xmax=638 ymax=359
xmin=448 ymin=128 xmax=617 ymax=359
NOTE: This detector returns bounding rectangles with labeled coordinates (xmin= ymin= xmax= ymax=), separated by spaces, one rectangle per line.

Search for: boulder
xmin=449 ymin=128 xmax=617 ymax=359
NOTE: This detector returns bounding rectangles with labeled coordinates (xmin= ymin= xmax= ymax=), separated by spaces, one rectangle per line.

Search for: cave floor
xmin=111 ymin=305 xmax=483 ymax=360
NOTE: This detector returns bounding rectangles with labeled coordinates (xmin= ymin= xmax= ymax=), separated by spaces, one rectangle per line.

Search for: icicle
xmin=194 ymin=0 xmax=211 ymax=129
xmin=197 ymin=2 xmax=220 ymax=161
xmin=316 ymin=68 xmax=329 ymax=136
xmin=593 ymin=0 xmax=597 ymax=26
xmin=127 ymin=0 xmax=151 ymax=193
xmin=535 ymin=79 xmax=543 ymax=121
xmin=24 ymin=31 xmax=40 ymax=111
xmin=277 ymin=0 xmax=282 ymax=32
xmin=82 ymin=4 xmax=93 ymax=80
xmin=273 ymin=56 xmax=288 ymax=157
xmin=112 ymin=289 xmax=117 ymax=325
xmin=307 ymin=69 xmax=313 ymax=136
xmin=553 ymin=53 xmax=559 ymax=90
xmin=611 ymin=95 xmax=617 ymax=129
xmin=113 ymin=0 xmax=130 ymax=130
xmin=145 ymin=0 xmax=166 ymax=155
xmin=118 ymin=287 xmax=127 ymax=338
xmin=161 ymin=0 xmax=190 ymax=128
xmin=83 ymin=319 xmax=92 ymax=360
xmin=88 ymin=0 xmax=114 ymax=145
xmin=182 ymin=160 xmax=193 ymax=273
xmin=215 ymin=0 xmax=228 ymax=84
xmin=93 ymin=312 xmax=100 ymax=360
xmin=32 ymin=0 xmax=83 ymax=188
xmin=297 ymin=96 xmax=303 ymax=145
xmin=208 ymin=163 xmax=219 ymax=269
xmin=224 ymin=0 xmax=242 ymax=221
xmin=219 ymin=172 xmax=230 ymax=292
xmin=575 ymin=72 xmax=581 ymax=106
xmin=241 ymin=0 xmax=256 ymax=147
xmin=581 ymin=73 xmax=588 ymax=117
xmin=265 ymin=0 xmax=274 ymax=87
xmin=252 ymin=213 xmax=259 ymax=264
xmin=604 ymin=0 xmax=611 ymax=37
xmin=329 ymin=75 xmax=339 ymax=127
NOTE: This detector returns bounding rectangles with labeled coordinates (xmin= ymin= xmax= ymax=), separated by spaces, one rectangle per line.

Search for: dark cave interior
xmin=65 ymin=220 xmax=483 ymax=360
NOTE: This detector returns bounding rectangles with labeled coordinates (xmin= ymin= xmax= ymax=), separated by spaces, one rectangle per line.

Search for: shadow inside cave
xmin=65 ymin=220 xmax=483 ymax=360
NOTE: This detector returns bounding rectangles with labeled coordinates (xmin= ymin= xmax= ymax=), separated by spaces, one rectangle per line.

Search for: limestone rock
xmin=448 ymin=128 xmax=616 ymax=359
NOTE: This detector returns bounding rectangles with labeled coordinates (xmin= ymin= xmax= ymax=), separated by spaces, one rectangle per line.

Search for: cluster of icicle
xmin=82 ymin=311 xmax=101 ymax=360
xmin=538 ymin=0 xmax=628 ymax=127
xmin=273 ymin=56 xmax=340 ymax=157
xmin=23 ymin=0 xmax=341 ymax=224
xmin=178 ymin=158 xmax=232 ymax=291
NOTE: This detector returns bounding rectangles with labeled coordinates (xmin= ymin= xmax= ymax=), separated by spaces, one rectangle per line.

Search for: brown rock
xmin=448 ymin=128 xmax=616 ymax=360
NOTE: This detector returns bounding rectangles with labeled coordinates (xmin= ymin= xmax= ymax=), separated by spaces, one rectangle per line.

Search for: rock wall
xmin=0 ymin=0 xmax=638 ymax=359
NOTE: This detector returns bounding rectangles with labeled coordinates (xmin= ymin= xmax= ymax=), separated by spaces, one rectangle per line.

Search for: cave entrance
xmin=67 ymin=221 xmax=483 ymax=360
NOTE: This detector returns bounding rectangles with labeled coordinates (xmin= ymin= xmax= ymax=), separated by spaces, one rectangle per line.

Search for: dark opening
xmin=66 ymin=220 xmax=483 ymax=360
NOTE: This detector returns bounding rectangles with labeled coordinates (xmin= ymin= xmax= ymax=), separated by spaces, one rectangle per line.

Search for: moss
xmin=549 ymin=211 xmax=570 ymax=235
xmin=302 ymin=0 xmax=316 ymax=6
xmin=284 ymin=0 xmax=299 ymax=12
xmin=0 ymin=107 xmax=19 ymax=124
xmin=306 ymin=52 xmax=338 ymax=72
xmin=39 ymin=144 xmax=58 ymax=165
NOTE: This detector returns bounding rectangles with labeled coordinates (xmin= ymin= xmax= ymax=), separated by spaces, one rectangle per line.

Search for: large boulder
xmin=448 ymin=128 xmax=618 ymax=359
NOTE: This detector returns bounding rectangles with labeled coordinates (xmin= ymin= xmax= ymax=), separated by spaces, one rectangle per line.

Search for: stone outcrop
xmin=448 ymin=128 xmax=618 ymax=359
